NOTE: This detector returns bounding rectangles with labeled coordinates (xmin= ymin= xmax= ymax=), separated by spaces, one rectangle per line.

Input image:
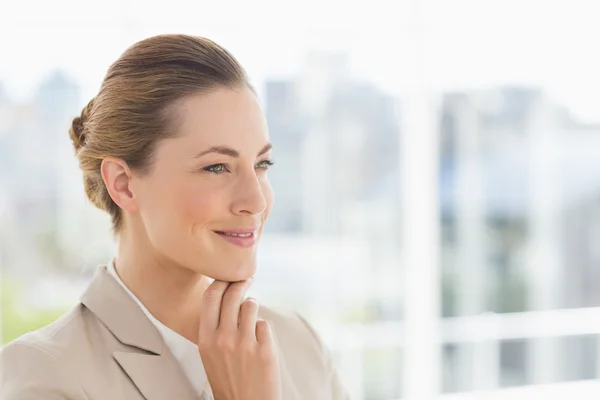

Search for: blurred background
xmin=2 ymin=0 xmax=600 ymax=398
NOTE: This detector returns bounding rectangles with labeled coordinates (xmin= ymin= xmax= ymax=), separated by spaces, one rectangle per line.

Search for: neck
xmin=114 ymin=229 xmax=210 ymax=345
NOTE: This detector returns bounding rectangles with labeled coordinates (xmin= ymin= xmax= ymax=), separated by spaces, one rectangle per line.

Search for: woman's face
xmin=132 ymin=87 xmax=274 ymax=282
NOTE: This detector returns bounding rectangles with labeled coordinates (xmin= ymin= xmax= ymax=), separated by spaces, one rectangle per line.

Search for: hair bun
xmin=69 ymin=98 xmax=95 ymax=151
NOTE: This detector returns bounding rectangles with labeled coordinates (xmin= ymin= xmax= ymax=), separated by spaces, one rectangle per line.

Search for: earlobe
xmin=100 ymin=157 xmax=138 ymax=213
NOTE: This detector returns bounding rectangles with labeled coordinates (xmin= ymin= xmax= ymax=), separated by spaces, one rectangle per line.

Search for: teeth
xmin=223 ymin=232 xmax=252 ymax=237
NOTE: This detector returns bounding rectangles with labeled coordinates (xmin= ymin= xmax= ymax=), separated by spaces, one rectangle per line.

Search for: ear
xmin=100 ymin=157 xmax=139 ymax=213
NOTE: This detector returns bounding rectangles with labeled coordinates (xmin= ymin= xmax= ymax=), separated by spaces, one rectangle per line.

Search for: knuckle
xmin=238 ymin=338 xmax=256 ymax=353
xmin=216 ymin=334 xmax=236 ymax=352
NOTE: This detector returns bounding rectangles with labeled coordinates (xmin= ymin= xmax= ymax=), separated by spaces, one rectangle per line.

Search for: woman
xmin=0 ymin=34 xmax=350 ymax=400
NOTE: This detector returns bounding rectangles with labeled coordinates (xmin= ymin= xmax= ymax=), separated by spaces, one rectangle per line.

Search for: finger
xmin=218 ymin=278 xmax=253 ymax=332
xmin=255 ymin=319 xmax=274 ymax=346
xmin=199 ymin=280 xmax=231 ymax=337
xmin=239 ymin=297 xmax=259 ymax=340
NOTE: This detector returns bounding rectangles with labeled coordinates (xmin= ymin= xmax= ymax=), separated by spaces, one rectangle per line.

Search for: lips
xmin=213 ymin=228 xmax=260 ymax=248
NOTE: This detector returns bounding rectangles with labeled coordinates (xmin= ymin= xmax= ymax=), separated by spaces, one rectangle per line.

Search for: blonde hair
xmin=68 ymin=34 xmax=251 ymax=234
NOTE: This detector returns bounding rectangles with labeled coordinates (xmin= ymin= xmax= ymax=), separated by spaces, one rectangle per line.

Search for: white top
xmin=107 ymin=260 xmax=213 ymax=399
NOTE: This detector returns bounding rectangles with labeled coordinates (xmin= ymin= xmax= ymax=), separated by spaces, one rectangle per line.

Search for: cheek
xmin=180 ymin=183 xmax=222 ymax=225
xmin=142 ymin=174 xmax=218 ymax=228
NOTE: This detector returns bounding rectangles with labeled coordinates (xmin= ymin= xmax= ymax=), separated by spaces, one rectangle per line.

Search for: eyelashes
xmin=257 ymin=159 xmax=275 ymax=170
xmin=202 ymin=159 xmax=275 ymax=174
xmin=203 ymin=163 xmax=228 ymax=174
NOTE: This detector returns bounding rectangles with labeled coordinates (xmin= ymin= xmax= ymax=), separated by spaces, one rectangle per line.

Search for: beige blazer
xmin=0 ymin=266 xmax=350 ymax=400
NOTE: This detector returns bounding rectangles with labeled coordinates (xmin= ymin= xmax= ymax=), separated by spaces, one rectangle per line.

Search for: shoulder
xmin=0 ymin=305 xmax=90 ymax=399
xmin=256 ymin=303 xmax=309 ymax=334
xmin=257 ymin=303 xmax=351 ymax=400
xmin=257 ymin=303 xmax=324 ymax=350
xmin=2 ymin=304 xmax=90 ymax=362
xmin=257 ymin=304 xmax=329 ymax=373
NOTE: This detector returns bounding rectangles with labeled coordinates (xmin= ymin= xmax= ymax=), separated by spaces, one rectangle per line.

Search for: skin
xmin=100 ymin=86 xmax=280 ymax=399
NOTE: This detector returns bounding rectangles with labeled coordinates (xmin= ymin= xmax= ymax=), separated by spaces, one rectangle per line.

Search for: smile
xmin=213 ymin=229 xmax=259 ymax=248
xmin=217 ymin=232 xmax=252 ymax=238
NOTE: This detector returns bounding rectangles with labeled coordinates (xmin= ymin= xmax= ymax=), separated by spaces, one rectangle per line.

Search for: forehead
xmin=174 ymin=87 xmax=269 ymax=144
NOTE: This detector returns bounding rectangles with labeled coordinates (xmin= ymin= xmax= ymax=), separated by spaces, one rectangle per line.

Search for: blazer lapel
xmin=113 ymin=351 xmax=201 ymax=400
xmin=80 ymin=266 xmax=200 ymax=400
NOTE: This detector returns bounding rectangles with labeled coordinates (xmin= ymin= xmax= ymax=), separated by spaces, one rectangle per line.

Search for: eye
xmin=256 ymin=159 xmax=275 ymax=170
xmin=203 ymin=163 xmax=229 ymax=174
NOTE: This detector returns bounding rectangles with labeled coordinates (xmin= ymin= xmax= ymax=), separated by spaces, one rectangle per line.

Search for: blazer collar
xmin=80 ymin=265 xmax=164 ymax=354
xmin=80 ymin=265 xmax=201 ymax=400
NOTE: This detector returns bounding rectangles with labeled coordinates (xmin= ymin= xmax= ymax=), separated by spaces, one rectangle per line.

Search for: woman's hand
xmin=198 ymin=279 xmax=281 ymax=400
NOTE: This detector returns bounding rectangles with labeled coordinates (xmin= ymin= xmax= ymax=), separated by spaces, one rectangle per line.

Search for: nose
xmin=230 ymin=171 xmax=268 ymax=216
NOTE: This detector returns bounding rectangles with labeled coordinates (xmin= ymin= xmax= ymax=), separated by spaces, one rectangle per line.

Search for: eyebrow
xmin=193 ymin=143 xmax=273 ymax=159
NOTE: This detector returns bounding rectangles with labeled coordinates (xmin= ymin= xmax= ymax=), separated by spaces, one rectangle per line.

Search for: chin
xmin=209 ymin=259 xmax=257 ymax=282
